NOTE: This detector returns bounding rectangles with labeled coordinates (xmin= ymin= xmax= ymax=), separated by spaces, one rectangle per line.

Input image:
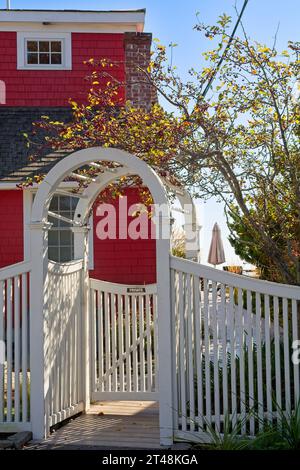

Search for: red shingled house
xmin=0 ymin=8 xmax=157 ymax=284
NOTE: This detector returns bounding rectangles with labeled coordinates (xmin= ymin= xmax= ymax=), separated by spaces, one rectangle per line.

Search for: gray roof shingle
xmin=0 ymin=107 xmax=72 ymax=182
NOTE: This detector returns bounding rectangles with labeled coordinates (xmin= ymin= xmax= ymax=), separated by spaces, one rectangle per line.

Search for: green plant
xmin=249 ymin=399 xmax=300 ymax=450
xmin=194 ymin=412 xmax=252 ymax=450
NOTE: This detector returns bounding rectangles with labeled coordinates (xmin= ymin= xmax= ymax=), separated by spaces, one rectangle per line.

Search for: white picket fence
xmin=90 ymin=279 xmax=158 ymax=401
xmin=170 ymin=256 xmax=300 ymax=441
xmin=45 ymin=260 xmax=84 ymax=428
xmin=0 ymin=261 xmax=31 ymax=431
xmin=1 ymin=254 xmax=300 ymax=442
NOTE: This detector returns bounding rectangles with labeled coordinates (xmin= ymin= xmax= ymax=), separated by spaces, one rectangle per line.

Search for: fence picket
xmin=211 ymin=281 xmax=220 ymax=429
xmin=178 ymin=272 xmax=187 ymax=430
xmin=111 ymin=294 xmax=117 ymax=392
xmin=145 ymin=294 xmax=152 ymax=393
xmin=97 ymin=292 xmax=104 ymax=393
xmin=125 ymin=294 xmax=131 ymax=393
xmin=292 ymin=299 xmax=300 ymax=405
xmin=237 ymin=288 xmax=246 ymax=433
xmin=264 ymin=294 xmax=272 ymax=422
xmin=246 ymin=290 xmax=255 ymax=435
xmin=118 ymin=294 xmax=124 ymax=392
xmin=6 ymin=279 xmax=13 ymax=422
xmin=283 ymin=298 xmax=291 ymax=409
xmin=194 ymin=276 xmax=203 ymax=429
xmin=273 ymin=296 xmax=282 ymax=414
xmin=104 ymin=292 xmax=111 ymax=391
xmin=220 ymin=283 xmax=228 ymax=419
xmin=132 ymin=296 xmax=138 ymax=392
xmin=139 ymin=295 xmax=146 ymax=392
xmin=203 ymin=278 xmax=211 ymax=423
xmin=229 ymin=286 xmax=237 ymax=421
xmin=186 ymin=274 xmax=195 ymax=431
xmin=21 ymin=274 xmax=28 ymax=423
xmin=171 ymin=270 xmax=179 ymax=430
xmin=14 ymin=276 xmax=21 ymax=422
xmin=0 ymin=281 xmax=4 ymax=422
xmin=255 ymin=291 xmax=264 ymax=429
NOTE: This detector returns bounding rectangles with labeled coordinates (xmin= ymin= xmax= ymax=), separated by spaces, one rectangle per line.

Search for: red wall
xmin=91 ymin=189 xmax=156 ymax=285
xmin=0 ymin=32 xmax=125 ymax=106
xmin=0 ymin=189 xmax=156 ymax=284
xmin=0 ymin=190 xmax=23 ymax=268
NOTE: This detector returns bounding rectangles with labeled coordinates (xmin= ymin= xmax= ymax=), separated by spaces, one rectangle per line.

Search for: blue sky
xmin=4 ymin=0 xmax=299 ymax=265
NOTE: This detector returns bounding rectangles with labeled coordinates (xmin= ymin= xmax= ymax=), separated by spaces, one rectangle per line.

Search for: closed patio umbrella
xmin=207 ymin=222 xmax=225 ymax=267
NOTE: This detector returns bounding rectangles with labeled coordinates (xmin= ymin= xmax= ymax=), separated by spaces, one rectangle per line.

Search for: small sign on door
xmin=127 ymin=287 xmax=146 ymax=293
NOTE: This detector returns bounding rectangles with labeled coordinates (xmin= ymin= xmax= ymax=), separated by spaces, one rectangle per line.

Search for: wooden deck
xmin=29 ymin=401 xmax=161 ymax=450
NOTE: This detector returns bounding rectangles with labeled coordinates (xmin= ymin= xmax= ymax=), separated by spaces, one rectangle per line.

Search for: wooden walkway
xmin=29 ymin=401 xmax=161 ymax=450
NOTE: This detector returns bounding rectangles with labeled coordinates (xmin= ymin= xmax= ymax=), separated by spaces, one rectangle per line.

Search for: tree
xmin=25 ymin=13 xmax=300 ymax=284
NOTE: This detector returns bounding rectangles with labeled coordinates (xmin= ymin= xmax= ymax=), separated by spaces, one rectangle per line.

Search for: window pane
xmin=59 ymin=196 xmax=72 ymax=211
xmin=60 ymin=247 xmax=72 ymax=262
xmin=49 ymin=195 xmax=59 ymax=211
xmin=51 ymin=54 xmax=62 ymax=65
xmin=51 ymin=41 xmax=61 ymax=53
xmin=48 ymin=247 xmax=59 ymax=262
xmin=27 ymin=41 xmax=38 ymax=52
xmin=60 ymin=230 xmax=72 ymax=246
xmin=48 ymin=230 xmax=59 ymax=245
xmin=27 ymin=53 xmax=38 ymax=64
xmin=39 ymin=53 xmax=50 ymax=64
xmin=39 ymin=41 xmax=50 ymax=52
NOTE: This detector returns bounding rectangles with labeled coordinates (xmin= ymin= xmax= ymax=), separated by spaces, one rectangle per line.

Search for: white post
xmin=156 ymin=213 xmax=174 ymax=446
xmin=73 ymin=225 xmax=90 ymax=411
xmin=184 ymin=222 xmax=202 ymax=262
xmin=29 ymin=221 xmax=51 ymax=439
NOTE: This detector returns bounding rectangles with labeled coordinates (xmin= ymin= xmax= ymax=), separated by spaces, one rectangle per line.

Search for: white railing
xmin=0 ymin=261 xmax=31 ymax=431
xmin=170 ymin=256 xmax=300 ymax=441
xmin=45 ymin=260 xmax=84 ymax=427
xmin=90 ymin=279 xmax=158 ymax=400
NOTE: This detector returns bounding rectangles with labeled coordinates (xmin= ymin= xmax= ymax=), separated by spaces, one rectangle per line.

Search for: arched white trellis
xmin=29 ymin=148 xmax=174 ymax=444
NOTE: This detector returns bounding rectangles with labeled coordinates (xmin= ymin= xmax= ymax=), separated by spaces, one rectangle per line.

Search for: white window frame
xmin=23 ymin=188 xmax=94 ymax=268
xmin=17 ymin=31 xmax=72 ymax=70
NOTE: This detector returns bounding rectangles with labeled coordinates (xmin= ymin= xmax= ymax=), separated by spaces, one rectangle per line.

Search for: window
xmin=48 ymin=195 xmax=76 ymax=263
xmin=17 ymin=32 xmax=72 ymax=70
xmin=26 ymin=40 xmax=62 ymax=66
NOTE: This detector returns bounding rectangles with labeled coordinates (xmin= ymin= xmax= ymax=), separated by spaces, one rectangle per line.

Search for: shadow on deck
xmin=27 ymin=401 xmax=161 ymax=450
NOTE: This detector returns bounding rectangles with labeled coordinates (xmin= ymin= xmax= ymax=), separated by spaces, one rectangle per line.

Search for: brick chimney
xmin=124 ymin=32 xmax=157 ymax=111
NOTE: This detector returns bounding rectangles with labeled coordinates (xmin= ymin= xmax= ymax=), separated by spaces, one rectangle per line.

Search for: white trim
xmin=17 ymin=31 xmax=72 ymax=70
xmin=0 ymin=260 xmax=31 ymax=281
xmin=0 ymin=23 xmax=141 ymax=33
xmin=0 ymin=181 xmax=78 ymax=190
xmin=23 ymin=189 xmax=33 ymax=261
xmin=88 ymin=213 xmax=94 ymax=270
xmin=0 ymin=10 xmax=145 ymax=26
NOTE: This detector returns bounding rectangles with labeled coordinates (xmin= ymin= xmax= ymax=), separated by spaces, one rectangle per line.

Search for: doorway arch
xmin=29 ymin=147 xmax=173 ymax=445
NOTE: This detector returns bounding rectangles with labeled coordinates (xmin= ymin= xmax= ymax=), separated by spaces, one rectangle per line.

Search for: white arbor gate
xmin=0 ymin=146 xmax=299 ymax=447
xmin=90 ymin=279 xmax=158 ymax=401
xmin=28 ymin=148 xmax=173 ymax=444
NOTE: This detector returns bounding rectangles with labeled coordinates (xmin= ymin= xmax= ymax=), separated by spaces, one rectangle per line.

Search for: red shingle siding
xmin=0 ymin=32 xmax=125 ymax=106
xmin=90 ymin=188 xmax=156 ymax=284
xmin=0 ymin=190 xmax=23 ymax=267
